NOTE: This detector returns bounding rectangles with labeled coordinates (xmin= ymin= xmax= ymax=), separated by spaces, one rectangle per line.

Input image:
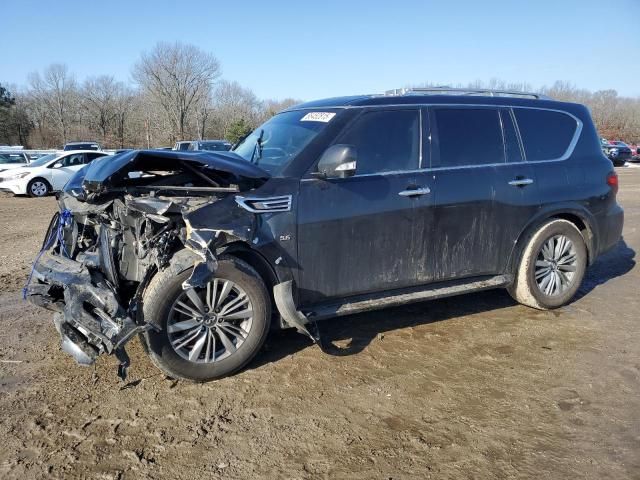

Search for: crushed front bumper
xmin=26 ymin=252 xmax=151 ymax=377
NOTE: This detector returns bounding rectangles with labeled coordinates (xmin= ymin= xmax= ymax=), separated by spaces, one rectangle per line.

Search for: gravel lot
xmin=0 ymin=169 xmax=639 ymax=479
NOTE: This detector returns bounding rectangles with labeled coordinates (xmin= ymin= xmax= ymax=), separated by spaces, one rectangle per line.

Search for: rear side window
xmin=434 ymin=108 xmax=504 ymax=167
xmin=337 ymin=109 xmax=420 ymax=175
xmin=514 ymin=109 xmax=578 ymax=161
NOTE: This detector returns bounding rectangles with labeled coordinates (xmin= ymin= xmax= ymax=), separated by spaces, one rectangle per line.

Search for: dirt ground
xmin=0 ymin=169 xmax=639 ymax=480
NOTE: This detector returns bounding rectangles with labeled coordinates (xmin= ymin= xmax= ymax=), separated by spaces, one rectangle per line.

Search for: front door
xmin=49 ymin=152 xmax=87 ymax=190
xmin=295 ymin=108 xmax=425 ymax=305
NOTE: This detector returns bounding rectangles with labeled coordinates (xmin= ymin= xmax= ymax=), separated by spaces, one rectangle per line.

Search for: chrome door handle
xmin=398 ymin=187 xmax=431 ymax=197
xmin=508 ymin=178 xmax=534 ymax=187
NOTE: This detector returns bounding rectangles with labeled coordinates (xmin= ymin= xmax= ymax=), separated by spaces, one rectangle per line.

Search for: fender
xmin=506 ymin=202 xmax=598 ymax=273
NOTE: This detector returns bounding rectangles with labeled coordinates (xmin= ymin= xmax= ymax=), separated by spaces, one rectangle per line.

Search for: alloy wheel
xmin=534 ymin=234 xmax=578 ymax=297
xmin=167 ymin=279 xmax=253 ymax=363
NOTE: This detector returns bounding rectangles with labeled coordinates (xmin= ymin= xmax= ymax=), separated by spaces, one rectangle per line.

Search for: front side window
xmin=234 ymin=110 xmax=336 ymax=175
xmin=60 ymin=153 xmax=85 ymax=167
xmin=434 ymin=108 xmax=505 ymax=167
xmin=514 ymin=108 xmax=578 ymax=161
xmin=334 ymin=109 xmax=420 ymax=175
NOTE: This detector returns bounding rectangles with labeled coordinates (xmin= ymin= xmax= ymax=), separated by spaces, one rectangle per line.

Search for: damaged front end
xmin=25 ymin=150 xmax=271 ymax=379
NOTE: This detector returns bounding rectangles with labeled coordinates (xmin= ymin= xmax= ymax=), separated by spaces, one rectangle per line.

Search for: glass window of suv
xmin=513 ymin=108 xmax=578 ymax=161
xmin=334 ymin=109 xmax=420 ymax=175
xmin=433 ymin=108 xmax=505 ymax=168
xmin=234 ymin=109 xmax=339 ymax=175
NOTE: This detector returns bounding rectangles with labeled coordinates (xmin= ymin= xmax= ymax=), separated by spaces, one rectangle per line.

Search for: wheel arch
xmin=507 ymin=206 xmax=597 ymax=275
xmin=218 ymin=242 xmax=282 ymax=327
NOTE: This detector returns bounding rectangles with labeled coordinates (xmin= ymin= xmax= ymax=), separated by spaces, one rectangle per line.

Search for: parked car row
xmin=600 ymin=138 xmax=638 ymax=166
xmin=0 ymin=150 xmax=52 ymax=173
xmin=0 ymin=150 xmax=110 ymax=197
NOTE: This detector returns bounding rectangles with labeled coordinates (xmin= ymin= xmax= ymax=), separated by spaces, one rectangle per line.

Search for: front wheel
xmin=509 ymin=219 xmax=587 ymax=310
xmin=142 ymin=255 xmax=271 ymax=381
xmin=27 ymin=178 xmax=51 ymax=197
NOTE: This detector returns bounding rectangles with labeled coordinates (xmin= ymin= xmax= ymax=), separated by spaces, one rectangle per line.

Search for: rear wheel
xmin=509 ymin=219 xmax=587 ymax=310
xmin=27 ymin=178 xmax=51 ymax=197
xmin=142 ymin=255 xmax=271 ymax=381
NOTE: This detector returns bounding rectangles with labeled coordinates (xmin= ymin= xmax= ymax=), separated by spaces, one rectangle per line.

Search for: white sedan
xmin=0 ymin=150 xmax=109 ymax=197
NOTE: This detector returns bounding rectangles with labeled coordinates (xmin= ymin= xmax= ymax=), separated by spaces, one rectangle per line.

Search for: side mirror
xmin=314 ymin=144 xmax=357 ymax=179
xmin=53 ymin=162 xmax=63 ymax=168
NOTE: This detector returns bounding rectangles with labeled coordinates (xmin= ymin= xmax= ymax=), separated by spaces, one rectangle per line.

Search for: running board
xmin=304 ymin=274 xmax=513 ymax=321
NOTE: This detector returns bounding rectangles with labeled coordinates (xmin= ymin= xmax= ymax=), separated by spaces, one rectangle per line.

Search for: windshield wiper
xmin=250 ymin=129 xmax=264 ymax=164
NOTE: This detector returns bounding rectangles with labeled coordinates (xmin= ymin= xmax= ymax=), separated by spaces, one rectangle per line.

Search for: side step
xmin=305 ymin=274 xmax=513 ymax=321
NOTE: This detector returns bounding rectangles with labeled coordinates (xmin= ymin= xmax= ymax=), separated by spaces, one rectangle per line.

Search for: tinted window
xmin=200 ymin=142 xmax=231 ymax=151
xmin=336 ymin=109 xmax=419 ymax=174
xmin=514 ymin=109 xmax=577 ymax=161
xmin=86 ymin=152 xmax=105 ymax=162
xmin=501 ymin=109 xmax=523 ymax=163
xmin=434 ymin=108 xmax=504 ymax=167
xmin=60 ymin=153 xmax=85 ymax=166
xmin=0 ymin=153 xmax=26 ymax=164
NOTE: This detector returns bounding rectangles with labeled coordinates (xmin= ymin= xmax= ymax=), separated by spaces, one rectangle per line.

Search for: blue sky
xmin=3 ymin=0 xmax=640 ymax=100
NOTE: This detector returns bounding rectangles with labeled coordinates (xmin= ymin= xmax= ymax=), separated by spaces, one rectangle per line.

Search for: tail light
xmin=607 ymin=171 xmax=619 ymax=195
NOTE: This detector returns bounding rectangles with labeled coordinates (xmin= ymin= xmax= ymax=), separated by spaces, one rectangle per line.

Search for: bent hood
xmin=79 ymin=149 xmax=270 ymax=195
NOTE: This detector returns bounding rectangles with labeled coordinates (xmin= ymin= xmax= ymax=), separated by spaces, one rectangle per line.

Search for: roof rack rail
xmin=385 ymin=87 xmax=552 ymax=100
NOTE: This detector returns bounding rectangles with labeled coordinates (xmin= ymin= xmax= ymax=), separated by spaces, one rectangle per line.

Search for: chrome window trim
xmin=295 ymin=103 xmax=582 ymax=177
xmin=300 ymin=168 xmax=428 ymax=182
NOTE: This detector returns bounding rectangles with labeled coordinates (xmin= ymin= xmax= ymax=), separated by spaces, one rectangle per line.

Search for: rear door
xmin=424 ymin=106 xmax=539 ymax=281
xmin=296 ymin=108 xmax=425 ymax=305
xmin=49 ymin=152 xmax=86 ymax=190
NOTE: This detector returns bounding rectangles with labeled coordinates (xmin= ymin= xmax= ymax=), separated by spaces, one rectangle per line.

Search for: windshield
xmin=0 ymin=153 xmax=26 ymax=164
xmin=233 ymin=110 xmax=337 ymax=174
xmin=27 ymin=153 xmax=58 ymax=167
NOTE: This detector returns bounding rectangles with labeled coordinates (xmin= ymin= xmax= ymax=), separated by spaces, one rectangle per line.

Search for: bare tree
xmin=82 ymin=75 xmax=120 ymax=142
xmin=112 ymin=84 xmax=136 ymax=148
xmin=210 ymin=80 xmax=261 ymax=139
xmin=28 ymin=64 xmax=77 ymax=145
xmin=132 ymin=42 xmax=221 ymax=140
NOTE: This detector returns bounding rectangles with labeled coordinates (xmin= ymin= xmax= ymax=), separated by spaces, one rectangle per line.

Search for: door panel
xmin=50 ymin=153 xmax=86 ymax=190
xmin=296 ymin=173 xmax=421 ymax=305
xmin=423 ymin=106 xmax=540 ymax=281
xmin=295 ymin=108 xmax=424 ymax=305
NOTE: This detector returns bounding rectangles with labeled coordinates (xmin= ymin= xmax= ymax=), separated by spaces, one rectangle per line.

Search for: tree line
xmin=1 ymin=43 xmax=639 ymax=149
xmin=0 ymin=42 xmax=299 ymax=149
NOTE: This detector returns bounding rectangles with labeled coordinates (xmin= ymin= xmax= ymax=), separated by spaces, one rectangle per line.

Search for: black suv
xmin=27 ymin=88 xmax=623 ymax=382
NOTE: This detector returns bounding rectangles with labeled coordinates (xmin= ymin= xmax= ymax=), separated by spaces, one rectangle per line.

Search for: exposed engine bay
xmin=24 ymin=150 xmax=305 ymax=380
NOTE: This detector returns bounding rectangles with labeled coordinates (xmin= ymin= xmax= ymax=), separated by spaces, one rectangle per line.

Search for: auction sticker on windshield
xmin=300 ymin=112 xmax=336 ymax=123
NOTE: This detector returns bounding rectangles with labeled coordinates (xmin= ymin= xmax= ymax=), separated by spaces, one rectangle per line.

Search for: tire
xmin=141 ymin=254 xmax=271 ymax=381
xmin=27 ymin=178 xmax=51 ymax=197
xmin=508 ymin=219 xmax=587 ymax=310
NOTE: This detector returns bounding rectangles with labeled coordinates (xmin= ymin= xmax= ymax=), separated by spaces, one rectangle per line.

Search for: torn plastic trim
xmin=273 ymin=280 xmax=321 ymax=344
